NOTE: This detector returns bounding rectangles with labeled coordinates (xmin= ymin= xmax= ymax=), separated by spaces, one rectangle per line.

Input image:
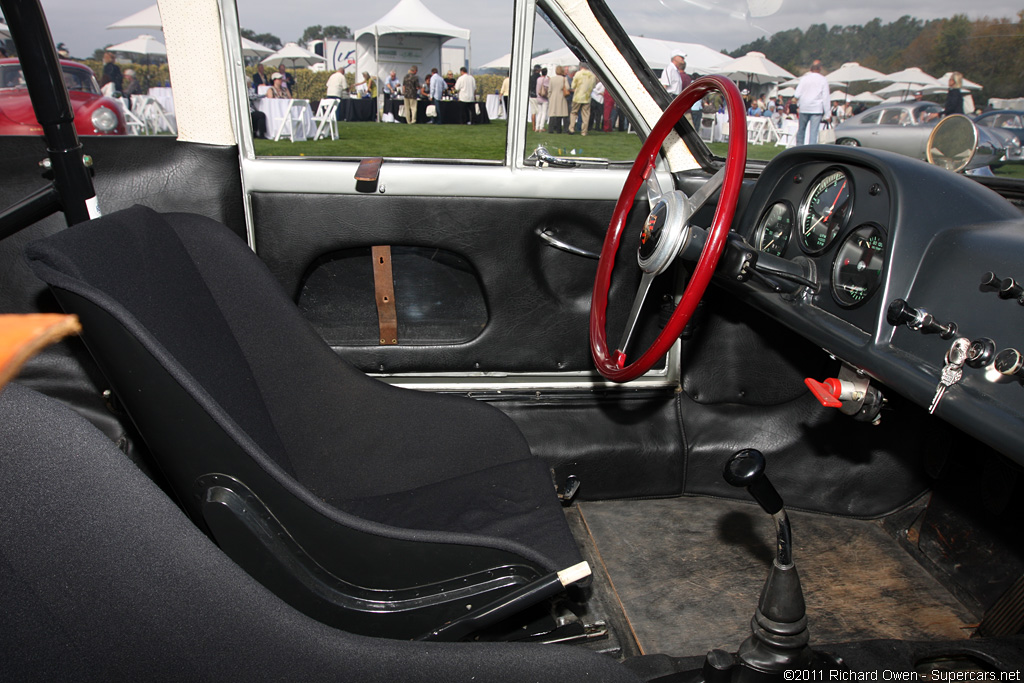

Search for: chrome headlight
xmin=91 ymin=106 xmax=119 ymax=132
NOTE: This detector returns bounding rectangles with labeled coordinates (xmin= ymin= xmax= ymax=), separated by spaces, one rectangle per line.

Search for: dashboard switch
xmin=966 ymin=337 xmax=997 ymax=369
xmin=886 ymin=299 xmax=957 ymax=339
xmin=1000 ymin=278 xmax=1024 ymax=300
xmin=994 ymin=349 xmax=1024 ymax=379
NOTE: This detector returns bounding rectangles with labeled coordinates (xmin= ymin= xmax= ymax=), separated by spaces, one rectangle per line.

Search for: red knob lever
xmin=804 ymin=377 xmax=843 ymax=408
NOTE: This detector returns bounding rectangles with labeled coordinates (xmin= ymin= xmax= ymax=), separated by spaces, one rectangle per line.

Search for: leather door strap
xmin=371 ymin=246 xmax=398 ymax=345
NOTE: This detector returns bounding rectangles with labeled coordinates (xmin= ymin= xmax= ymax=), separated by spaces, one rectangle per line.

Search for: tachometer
xmin=755 ymin=201 xmax=794 ymax=257
xmin=799 ymin=169 xmax=852 ymax=254
xmin=832 ymin=224 xmax=886 ymax=307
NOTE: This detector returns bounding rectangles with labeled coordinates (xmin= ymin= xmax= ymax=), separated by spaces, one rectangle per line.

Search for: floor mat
xmin=578 ymin=496 xmax=975 ymax=658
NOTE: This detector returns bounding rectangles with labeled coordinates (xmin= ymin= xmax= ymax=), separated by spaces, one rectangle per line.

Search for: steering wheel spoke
xmin=590 ymin=76 xmax=747 ymax=382
xmin=685 ymin=165 xmax=727 ymax=217
xmin=645 ymin=168 xmax=665 ymax=210
xmin=614 ymin=271 xmax=658 ymax=368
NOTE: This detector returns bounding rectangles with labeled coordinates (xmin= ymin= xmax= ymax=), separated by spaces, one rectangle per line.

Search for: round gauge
xmin=755 ymin=202 xmax=794 ymax=257
xmin=832 ymin=225 xmax=886 ymax=307
xmin=799 ymin=169 xmax=853 ymax=253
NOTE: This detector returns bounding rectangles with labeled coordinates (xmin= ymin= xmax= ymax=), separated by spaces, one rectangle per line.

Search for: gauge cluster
xmin=748 ymin=161 xmax=891 ymax=331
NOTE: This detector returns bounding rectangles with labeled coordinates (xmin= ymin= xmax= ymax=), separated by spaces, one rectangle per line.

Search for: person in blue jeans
xmin=793 ymin=60 xmax=831 ymax=145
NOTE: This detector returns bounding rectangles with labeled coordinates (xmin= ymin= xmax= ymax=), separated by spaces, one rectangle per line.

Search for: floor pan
xmin=576 ymin=496 xmax=975 ymax=659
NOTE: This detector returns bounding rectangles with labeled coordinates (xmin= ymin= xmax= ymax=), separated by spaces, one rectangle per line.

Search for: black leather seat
xmin=0 ymin=380 xmax=639 ymax=681
xmin=26 ymin=205 xmax=584 ymax=639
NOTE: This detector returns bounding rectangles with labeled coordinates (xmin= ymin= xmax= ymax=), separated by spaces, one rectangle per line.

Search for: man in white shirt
xmin=793 ymin=60 xmax=831 ymax=145
xmin=325 ymin=67 xmax=347 ymax=99
xmin=660 ymin=51 xmax=689 ymax=96
xmin=454 ymin=67 xmax=477 ymax=124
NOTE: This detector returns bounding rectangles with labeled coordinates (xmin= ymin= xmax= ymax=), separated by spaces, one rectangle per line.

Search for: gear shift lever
xmin=701 ymin=450 xmax=820 ymax=681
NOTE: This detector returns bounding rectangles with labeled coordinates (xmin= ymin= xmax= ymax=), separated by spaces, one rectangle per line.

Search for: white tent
xmin=107 ymin=4 xmax=162 ymax=30
xmin=355 ymin=0 xmax=470 ymax=87
xmin=484 ymin=36 xmax=728 ymax=74
xmin=106 ymin=34 xmax=166 ymax=57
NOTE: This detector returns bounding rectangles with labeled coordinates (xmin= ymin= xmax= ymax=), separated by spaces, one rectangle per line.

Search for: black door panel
xmin=252 ymin=192 xmax=667 ymax=374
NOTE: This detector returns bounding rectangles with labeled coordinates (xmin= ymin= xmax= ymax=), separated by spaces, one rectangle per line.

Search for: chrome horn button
xmin=637 ymin=190 xmax=694 ymax=275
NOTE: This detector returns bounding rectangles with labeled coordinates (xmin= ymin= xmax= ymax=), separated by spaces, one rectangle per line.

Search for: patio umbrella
xmin=241 ymin=37 xmax=274 ymax=58
xmin=480 ymin=53 xmax=511 ymax=70
xmin=261 ymin=42 xmax=324 ymax=70
xmin=827 ymin=62 xmax=886 ymax=86
xmin=106 ymin=4 xmax=162 ymax=30
xmin=0 ymin=21 xmax=10 ymax=40
xmin=777 ymin=86 xmax=796 ymax=97
xmin=871 ymin=67 xmax=940 ymax=87
xmin=708 ymin=51 xmax=794 ymax=85
xmin=829 ymin=90 xmax=848 ymax=101
xmin=106 ymin=34 xmax=166 ymax=57
xmin=850 ymin=92 xmax=883 ymax=104
xmin=918 ymin=72 xmax=984 ymax=96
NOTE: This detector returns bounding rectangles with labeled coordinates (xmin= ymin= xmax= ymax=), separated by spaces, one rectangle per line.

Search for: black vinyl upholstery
xmin=0 ymin=381 xmax=640 ymax=682
xmin=25 ymin=206 xmax=582 ymax=637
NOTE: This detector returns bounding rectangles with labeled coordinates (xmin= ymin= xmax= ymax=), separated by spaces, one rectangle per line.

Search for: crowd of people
xmin=527 ymin=62 xmax=626 ymax=134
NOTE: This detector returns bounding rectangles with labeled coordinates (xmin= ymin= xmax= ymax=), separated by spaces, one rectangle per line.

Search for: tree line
xmin=729 ymin=12 xmax=1024 ymax=101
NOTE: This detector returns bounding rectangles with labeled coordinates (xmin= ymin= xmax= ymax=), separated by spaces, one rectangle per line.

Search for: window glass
xmin=236 ymin=0 xmax=512 ymax=161
xmin=2 ymin=1 xmax=174 ymax=138
xmin=521 ymin=7 xmax=642 ymax=165
xmin=861 ymin=111 xmax=880 ymax=125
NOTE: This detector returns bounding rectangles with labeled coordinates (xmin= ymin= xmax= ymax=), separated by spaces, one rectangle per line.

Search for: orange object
xmin=0 ymin=314 xmax=81 ymax=390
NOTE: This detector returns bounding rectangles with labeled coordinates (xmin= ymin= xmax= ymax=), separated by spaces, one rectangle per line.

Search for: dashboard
xmin=722 ymin=145 xmax=1024 ymax=466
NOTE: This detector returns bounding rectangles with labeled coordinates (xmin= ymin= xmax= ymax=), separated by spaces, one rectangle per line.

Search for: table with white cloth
xmin=147 ymin=87 xmax=174 ymax=117
xmin=256 ymin=98 xmax=315 ymax=140
xmin=486 ymin=94 xmax=506 ymax=120
xmin=775 ymin=118 xmax=833 ymax=147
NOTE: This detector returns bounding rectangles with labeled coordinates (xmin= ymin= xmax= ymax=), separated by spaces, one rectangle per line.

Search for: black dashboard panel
xmin=721 ymin=145 xmax=1024 ymax=466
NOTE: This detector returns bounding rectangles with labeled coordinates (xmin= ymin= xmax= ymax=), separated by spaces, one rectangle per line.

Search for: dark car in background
xmin=975 ymin=109 xmax=1024 ymax=146
xmin=0 ymin=58 xmax=126 ymax=135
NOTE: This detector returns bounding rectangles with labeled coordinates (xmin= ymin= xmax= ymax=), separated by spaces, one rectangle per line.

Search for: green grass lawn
xmin=252 ymin=120 xmax=1024 ymax=182
xmin=253 ymin=120 xmax=646 ymax=161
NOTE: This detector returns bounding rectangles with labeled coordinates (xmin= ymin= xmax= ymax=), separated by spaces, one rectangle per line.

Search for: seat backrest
xmin=0 ymin=381 xmax=640 ymax=682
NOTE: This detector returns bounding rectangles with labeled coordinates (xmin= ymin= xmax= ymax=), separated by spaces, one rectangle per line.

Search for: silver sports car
xmin=836 ymin=100 xmax=1021 ymax=165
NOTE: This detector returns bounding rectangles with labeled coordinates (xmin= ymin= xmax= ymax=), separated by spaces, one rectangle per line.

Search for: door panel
xmin=251 ymin=190 xmax=672 ymax=375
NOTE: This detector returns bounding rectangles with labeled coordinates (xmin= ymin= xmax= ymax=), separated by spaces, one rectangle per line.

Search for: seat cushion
xmin=0 ymin=382 xmax=638 ymax=682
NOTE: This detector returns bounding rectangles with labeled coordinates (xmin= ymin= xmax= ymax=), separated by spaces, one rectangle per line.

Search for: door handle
xmin=535 ymin=227 xmax=600 ymax=259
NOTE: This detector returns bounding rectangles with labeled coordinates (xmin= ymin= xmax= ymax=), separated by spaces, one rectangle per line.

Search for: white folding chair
xmin=133 ymin=96 xmax=177 ymax=136
xmin=312 ymin=98 xmax=339 ymax=140
xmin=273 ymin=99 xmax=307 ymax=142
xmin=118 ymin=96 xmax=146 ymax=135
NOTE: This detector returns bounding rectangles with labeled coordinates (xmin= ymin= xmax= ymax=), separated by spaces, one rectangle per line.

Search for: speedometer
xmin=832 ymin=225 xmax=886 ymax=307
xmin=799 ymin=169 xmax=853 ymax=254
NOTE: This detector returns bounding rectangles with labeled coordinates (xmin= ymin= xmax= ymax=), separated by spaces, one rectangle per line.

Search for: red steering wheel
xmin=590 ymin=76 xmax=747 ymax=382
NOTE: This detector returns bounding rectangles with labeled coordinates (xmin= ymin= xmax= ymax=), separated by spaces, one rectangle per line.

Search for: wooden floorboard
xmin=578 ymin=496 xmax=975 ymax=659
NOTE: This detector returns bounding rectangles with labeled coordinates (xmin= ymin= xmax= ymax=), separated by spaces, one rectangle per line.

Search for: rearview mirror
xmin=926 ymin=115 xmax=977 ymax=173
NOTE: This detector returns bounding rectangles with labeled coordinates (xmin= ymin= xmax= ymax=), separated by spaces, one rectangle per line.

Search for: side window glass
xmin=522 ymin=6 xmax=642 ymax=166
xmin=236 ymin=0 xmax=511 ymax=161
xmin=860 ymin=111 xmax=880 ymax=125
xmin=4 ymin=2 xmax=175 ymax=139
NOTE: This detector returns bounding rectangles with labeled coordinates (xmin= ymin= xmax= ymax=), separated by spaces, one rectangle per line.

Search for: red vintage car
xmin=0 ymin=58 xmax=126 ymax=135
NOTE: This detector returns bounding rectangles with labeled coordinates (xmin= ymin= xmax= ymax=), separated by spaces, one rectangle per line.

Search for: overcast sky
xmin=20 ymin=0 xmax=1024 ymax=68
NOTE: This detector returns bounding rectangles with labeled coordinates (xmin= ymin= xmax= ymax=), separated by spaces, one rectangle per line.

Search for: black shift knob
xmin=724 ymin=449 xmax=784 ymax=515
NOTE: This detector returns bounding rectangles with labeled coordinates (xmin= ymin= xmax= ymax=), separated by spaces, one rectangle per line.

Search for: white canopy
xmin=356 ymin=0 xmax=470 ymax=94
xmin=827 ymin=62 xmax=886 ymax=85
xmin=355 ymin=0 xmax=470 ymax=41
xmin=485 ymin=36 xmax=729 ymax=74
xmin=261 ymin=42 xmax=324 ymax=69
xmin=850 ymin=92 xmax=883 ymax=104
xmin=871 ymin=67 xmax=940 ymax=87
xmin=106 ymin=34 xmax=166 ymax=56
xmin=241 ymin=38 xmax=274 ymax=58
xmin=708 ymin=51 xmax=794 ymax=84
xmin=107 ymin=4 xmax=162 ymax=30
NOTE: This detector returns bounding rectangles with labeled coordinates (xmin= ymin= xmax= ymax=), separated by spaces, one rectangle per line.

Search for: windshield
xmin=0 ymin=64 xmax=101 ymax=95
